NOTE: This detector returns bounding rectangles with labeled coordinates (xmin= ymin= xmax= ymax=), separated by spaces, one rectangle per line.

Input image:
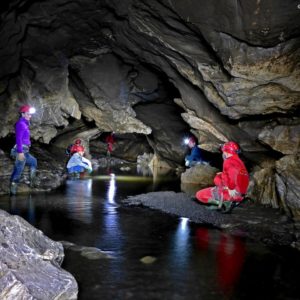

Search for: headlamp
xmin=184 ymin=138 xmax=189 ymax=145
xmin=29 ymin=107 xmax=36 ymax=114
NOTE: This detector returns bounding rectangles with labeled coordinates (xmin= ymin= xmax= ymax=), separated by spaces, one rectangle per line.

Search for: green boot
xmin=10 ymin=182 xmax=18 ymax=195
xmin=30 ymin=169 xmax=37 ymax=188
xmin=206 ymin=199 xmax=220 ymax=210
xmin=207 ymin=199 xmax=220 ymax=206
xmin=220 ymin=201 xmax=234 ymax=214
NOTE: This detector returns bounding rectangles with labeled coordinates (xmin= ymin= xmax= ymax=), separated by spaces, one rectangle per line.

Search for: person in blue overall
xmin=185 ymin=136 xmax=206 ymax=167
xmin=10 ymin=105 xmax=38 ymax=195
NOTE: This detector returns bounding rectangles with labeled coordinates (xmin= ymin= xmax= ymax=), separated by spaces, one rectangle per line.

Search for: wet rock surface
xmin=124 ymin=191 xmax=296 ymax=248
xmin=0 ymin=209 xmax=78 ymax=299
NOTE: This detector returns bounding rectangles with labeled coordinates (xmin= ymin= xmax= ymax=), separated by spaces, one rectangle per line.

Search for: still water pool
xmin=0 ymin=169 xmax=300 ymax=300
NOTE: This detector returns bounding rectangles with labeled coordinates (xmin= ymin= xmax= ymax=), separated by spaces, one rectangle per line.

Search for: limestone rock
xmin=275 ymin=155 xmax=300 ymax=220
xmin=180 ymin=164 xmax=219 ymax=196
xmin=0 ymin=209 xmax=78 ymax=299
xmin=247 ymin=163 xmax=280 ymax=208
xmin=181 ymin=164 xmax=219 ymax=186
xmin=0 ymin=55 xmax=81 ymax=142
xmin=258 ymin=124 xmax=300 ymax=155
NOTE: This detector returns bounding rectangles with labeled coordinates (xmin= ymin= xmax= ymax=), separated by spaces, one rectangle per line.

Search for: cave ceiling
xmin=0 ymin=0 xmax=299 ymax=160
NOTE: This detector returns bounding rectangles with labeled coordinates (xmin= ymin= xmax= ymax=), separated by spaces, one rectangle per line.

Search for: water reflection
xmin=174 ymin=217 xmax=190 ymax=261
xmin=195 ymin=227 xmax=246 ymax=295
xmin=27 ymin=194 xmax=36 ymax=225
xmin=96 ymin=172 xmax=122 ymax=253
xmin=137 ymin=164 xmax=152 ymax=177
xmin=216 ymin=234 xmax=246 ymax=294
xmin=65 ymin=178 xmax=93 ymax=224
xmin=169 ymin=217 xmax=191 ymax=274
xmin=107 ymin=173 xmax=116 ymax=205
xmin=9 ymin=194 xmax=36 ymax=225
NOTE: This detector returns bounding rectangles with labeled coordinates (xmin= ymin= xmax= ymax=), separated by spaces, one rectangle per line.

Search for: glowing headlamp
xmin=29 ymin=107 xmax=36 ymax=114
xmin=184 ymin=138 xmax=189 ymax=145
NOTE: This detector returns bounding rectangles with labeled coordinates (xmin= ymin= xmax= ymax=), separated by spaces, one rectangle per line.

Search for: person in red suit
xmin=105 ymin=132 xmax=115 ymax=157
xmin=195 ymin=141 xmax=249 ymax=212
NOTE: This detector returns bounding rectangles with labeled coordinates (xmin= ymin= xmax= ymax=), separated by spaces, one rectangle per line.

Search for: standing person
xmin=10 ymin=105 xmax=37 ymax=195
xmin=105 ymin=132 xmax=115 ymax=157
xmin=184 ymin=136 xmax=206 ymax=167
xmin=195 ymin=141 xmax=249 ymax=212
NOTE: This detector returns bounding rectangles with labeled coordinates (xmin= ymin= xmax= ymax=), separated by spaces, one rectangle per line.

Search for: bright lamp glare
xmin=184 ymin=138 xmax=189 ymax=145
xmin=107 ymin=175 xmax=116 ymax=203
xmin=180 ymin=217 xmax=189 ymax=230
xmin=29 ymin=107 xmax=36 ymax=114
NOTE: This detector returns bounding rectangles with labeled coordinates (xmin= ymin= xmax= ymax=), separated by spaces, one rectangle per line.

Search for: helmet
xmin=19 ymin=105 xmax=36 ymax=114
xmin=70 ymin=144 xmax=85 ymax=154
xmin=76 ymin=145 xmax=85 ymax=152
xmin=75 ymin=138 xmax=82 ymax=145
xmin=221 ymin=141 xmax=240 ymax=154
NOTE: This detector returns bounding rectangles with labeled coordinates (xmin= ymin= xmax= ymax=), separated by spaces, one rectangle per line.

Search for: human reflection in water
xmin=26 ymin=194 xmax=36 ymax=225
xmin=66 ymin=178 xmax=93 ymax=224
xmin=9 ymin=194 xmax=36 ymax=225
xmin=196 ymin=227 xmax=246 ymax=295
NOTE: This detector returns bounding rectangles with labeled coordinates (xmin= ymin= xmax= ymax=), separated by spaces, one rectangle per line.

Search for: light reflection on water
xmin=0 ymin=170 xmax=300 ymax=300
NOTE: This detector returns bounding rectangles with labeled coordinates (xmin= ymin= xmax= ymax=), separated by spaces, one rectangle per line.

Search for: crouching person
xmin=66 ymin=145 xmax=92 ymax=178
xmin=185 ymin=136 xmax=208 ymax=167
xmin=195 ymin=141 xmax=249 ymax=213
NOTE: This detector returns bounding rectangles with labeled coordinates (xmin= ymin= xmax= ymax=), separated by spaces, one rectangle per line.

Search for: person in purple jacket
xmin=10 ymin=105 xmax=37 ymax=195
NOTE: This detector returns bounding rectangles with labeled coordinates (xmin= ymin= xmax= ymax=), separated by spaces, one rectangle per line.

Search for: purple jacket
xmin=15 ymin=117 xmax=31 ymax=153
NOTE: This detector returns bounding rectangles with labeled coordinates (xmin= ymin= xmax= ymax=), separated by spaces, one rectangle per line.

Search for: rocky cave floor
xmin=123 ymin=191 xmax=300 ymax=250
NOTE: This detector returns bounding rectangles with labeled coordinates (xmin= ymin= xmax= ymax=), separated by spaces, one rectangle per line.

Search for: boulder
xmin=0 ymin=209 xmax=78 ymax=299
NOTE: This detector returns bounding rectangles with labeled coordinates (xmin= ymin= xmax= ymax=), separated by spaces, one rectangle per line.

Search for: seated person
xmin=185 ymin=136 xmax=206 ymax=167
xmin=66 ymin=145 xmax=92 ymax=177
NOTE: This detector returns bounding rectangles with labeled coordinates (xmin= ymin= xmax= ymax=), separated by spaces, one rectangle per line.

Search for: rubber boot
xmin=30 ymin=169 xmax=37 ymax=188
xmin=10 ymin=182 xmax=18 ymax=195
xmin=206 ymin=199 xmax=220 ymax=210
xmin=220 ymin=201 xmax=234 ymax=214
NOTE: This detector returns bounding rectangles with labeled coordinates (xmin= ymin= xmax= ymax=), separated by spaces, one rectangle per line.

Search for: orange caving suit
xmin=196 ymin=154 xmax=249 ymax=203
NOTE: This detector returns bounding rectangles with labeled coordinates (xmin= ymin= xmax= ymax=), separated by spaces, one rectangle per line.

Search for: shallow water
xmin=0 ymin=168 xmax=300 ymax=300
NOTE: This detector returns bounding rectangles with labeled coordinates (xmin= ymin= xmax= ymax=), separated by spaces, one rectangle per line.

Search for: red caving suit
xmin=105 ymin=134 xmax=115 ymax=153
xmin=196 ymin=154 xmax=249 ymax=203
